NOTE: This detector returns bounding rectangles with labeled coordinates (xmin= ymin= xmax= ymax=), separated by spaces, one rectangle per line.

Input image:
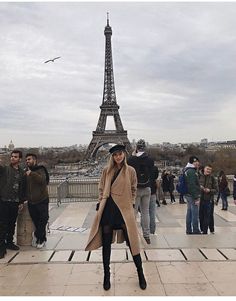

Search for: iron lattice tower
xmin=85 ymin=15 xmax=132 ymax=159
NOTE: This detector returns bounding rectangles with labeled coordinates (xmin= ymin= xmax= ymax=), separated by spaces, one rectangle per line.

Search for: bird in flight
xmin=44 ymin=56 xmax=61 ymax=64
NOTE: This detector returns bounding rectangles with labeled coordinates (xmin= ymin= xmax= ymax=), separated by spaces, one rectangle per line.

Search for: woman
xmin=218 ymin=170 xmax=229 ymax=210
xmin=161 ymin=170 xmax=169 ymax=205
xmin=85 ymin=144 xmax=147 ymax=291
xmin=168 ymin=171 xmax=176 ymax=203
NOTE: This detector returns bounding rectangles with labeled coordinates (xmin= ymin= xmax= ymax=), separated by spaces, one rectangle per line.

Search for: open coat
xmin=85 ymin=164 xmax=140 ymax=256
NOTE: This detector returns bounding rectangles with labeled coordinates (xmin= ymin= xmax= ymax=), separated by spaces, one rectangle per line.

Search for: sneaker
xmin=37 ymin=241 xmax=46 ymax=249
xmin=144 ymin=237 xmax=151 ymax=244
xmin=32 ymin=232 xmax=37 ymax=247
xmin=6 ymin=242 xmax=20 ymax=251
xmin=210 ymin=231 xmax=215 ymax=234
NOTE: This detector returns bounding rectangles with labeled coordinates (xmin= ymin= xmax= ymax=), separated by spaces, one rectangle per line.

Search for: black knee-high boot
xmin=133 ymin=254 xmax=147 ymax=290
xmin=102 ymin=232 xmax=112 ymax=290
xmin=122 ymin=227 xmax=147 ymax=290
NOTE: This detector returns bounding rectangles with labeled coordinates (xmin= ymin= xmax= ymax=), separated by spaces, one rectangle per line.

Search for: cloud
xmin=0 ymin=2 xmax=236 ymax=147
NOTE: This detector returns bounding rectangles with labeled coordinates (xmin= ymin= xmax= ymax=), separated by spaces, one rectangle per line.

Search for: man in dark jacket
xmin=199 ymin=165 xmax=218 ymax=234
xmin=185 ymin=156 xmax=201 ymax=235
xmin=25 ymin=153 xmax=49 ymax=249
xmin=0 ymin=150 xmax=26 ymax=258
xmin=127 ymin=139 xmax=154 ymax=244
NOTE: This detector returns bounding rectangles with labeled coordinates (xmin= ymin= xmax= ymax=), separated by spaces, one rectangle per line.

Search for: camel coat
xmin=85 ymin=164 xmax=140 ymax=256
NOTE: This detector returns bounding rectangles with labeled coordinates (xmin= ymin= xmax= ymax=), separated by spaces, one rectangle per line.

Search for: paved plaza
xmin=0 ymin=199 xmax=236 ymax=296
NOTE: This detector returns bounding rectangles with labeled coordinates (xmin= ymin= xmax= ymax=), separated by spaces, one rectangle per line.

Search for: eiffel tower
xmin=85 ymin=15 xmax=132 ymax=160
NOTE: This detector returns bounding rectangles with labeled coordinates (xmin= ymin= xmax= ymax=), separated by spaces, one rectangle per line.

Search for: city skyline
xmin=1 ymin=2 xmax=236 ymax=147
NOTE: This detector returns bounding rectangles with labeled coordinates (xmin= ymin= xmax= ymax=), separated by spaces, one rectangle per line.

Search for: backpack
xmin=136 ymin=161 xmax=150 ymax=188
xmin=176 ymin=168 xmax=190 ymax=195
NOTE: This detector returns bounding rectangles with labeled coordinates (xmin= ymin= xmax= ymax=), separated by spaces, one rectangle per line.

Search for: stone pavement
xmin=0 ymin=199 xmax=236 ymax=296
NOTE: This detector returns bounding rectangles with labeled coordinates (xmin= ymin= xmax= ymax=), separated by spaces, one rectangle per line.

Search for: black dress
xmin=100 ymin=169 xmax=125 ymax=229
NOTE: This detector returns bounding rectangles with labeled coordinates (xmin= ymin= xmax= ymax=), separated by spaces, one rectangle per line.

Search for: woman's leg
xmin=102 ymin=225 xmax=113 ymax=290
xmin=121 ymin=224 xmax=147 ymax=290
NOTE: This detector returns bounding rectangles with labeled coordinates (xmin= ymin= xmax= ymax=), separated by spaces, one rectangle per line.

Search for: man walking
xmin=185 ymin=156 xmax=201 ymax=235
xmin=128 ymin=139 xmax=154 ymax=244
xmin=199 ymin=165 xmax=218 ymax=234
xmin=25 ymin=153 xmax=49 ymax=248
xmin=149 ymin=165 xmax=159 ymax=235
xmin=0 ymin=150 xmax=26 ymax=259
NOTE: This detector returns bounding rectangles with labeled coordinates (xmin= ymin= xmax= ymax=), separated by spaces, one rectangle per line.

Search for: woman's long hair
xmin=106 ymin=151 xmax=127 ymax=175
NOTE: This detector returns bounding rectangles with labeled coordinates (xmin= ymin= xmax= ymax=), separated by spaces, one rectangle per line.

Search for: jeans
xmin=28 ymin=198 xmax=49 ymax=244
xmin=199 ymin=201 xmax=211 ymax=234
xmin=185 ymin=195 xmax=200 ymax=234
xmin=135 ymin=187 xmax=151 ymax=238
xmin=220 ymin=192 xmax=228 ymax=209
xmin=0 ymin=201 xmax=19 ymax=251
xmin=209 ymin=200 xmax=214 ymax=232
xmin=149 ymin=194 xmax=157 ymax=234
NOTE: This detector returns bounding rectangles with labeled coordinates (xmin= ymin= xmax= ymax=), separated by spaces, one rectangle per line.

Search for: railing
xmin=48 ymin=177 xmax=235 ymax=204
xmin=57 ymin=180 xmax=69 ymax=206
xmin=48 ymin=178 xmax=100 ymax=204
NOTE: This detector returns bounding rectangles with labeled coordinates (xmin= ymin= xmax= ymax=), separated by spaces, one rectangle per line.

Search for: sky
xmin=0 ymin=1 xmax=236 ymax=148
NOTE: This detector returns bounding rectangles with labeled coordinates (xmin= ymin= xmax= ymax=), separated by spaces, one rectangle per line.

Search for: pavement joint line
xmin=217 ymin=248 xmax=229 ymax=260
xmin=179 ymin=249 xmax=188 ymax=261
xmin=7 ymin=251 xmax=19 ymax=264
xmin=48 ymin=250 xmax=56 ymax=262
xmin=68 ymin=250 xmax=75 ymax=261
xmin=198 ymin=248 xmax=208 ymax=259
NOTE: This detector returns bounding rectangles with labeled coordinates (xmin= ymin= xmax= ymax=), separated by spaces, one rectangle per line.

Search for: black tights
xmin=102 ymin=224 xmax=142 ymax=272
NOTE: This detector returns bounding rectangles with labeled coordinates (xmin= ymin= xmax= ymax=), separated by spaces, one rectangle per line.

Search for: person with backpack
xmin=199 ymin=165 xmax=218 ymax=234
xmin=184 ymin=156 xmax=201 ymax=235
xmin=25 ymin=153 xmax=50 ymax=248
xmin=127 ymin=139 xmax=154 ymax=244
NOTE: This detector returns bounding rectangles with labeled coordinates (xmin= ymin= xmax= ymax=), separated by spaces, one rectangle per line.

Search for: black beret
xmin=109 ymin=144 xmax=126 ymax=154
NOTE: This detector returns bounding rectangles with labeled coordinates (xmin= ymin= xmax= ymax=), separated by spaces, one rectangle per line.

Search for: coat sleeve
xmin=29 ymin=169 xmax=47 ymax=185
xmin=130 ymin=168 xmax=137 ymax=205
xmin=98 ymin=168 xmax=106 ymax=202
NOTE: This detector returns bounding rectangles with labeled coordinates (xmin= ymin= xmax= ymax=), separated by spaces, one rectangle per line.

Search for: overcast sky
xmin=0 ymin=1 xmax=236 ymax=148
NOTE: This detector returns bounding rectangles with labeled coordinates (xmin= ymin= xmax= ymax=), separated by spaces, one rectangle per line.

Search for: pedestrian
xmin=185 ymin=156 xmax=201 ymax=235
xmin=199 ymin=165 xmax=218 ymax=234
xmin=127 ymin=139 xmax=154 ymax=244
xmin=149 ymin=165 xmax=159 ymax=235
xmin=25 ymin=153 xmax=50 ymax=248
xmin=179 ymin=192 xmax=186 ymax=204
xmin=161 ymin=170 xmax=168 ymax=205
xmin=218 ymin=170 xmax=229 ymax=211
xmin=233 ymin=174 xmax=236 ymax=205
xmin=168 ymin=171 xmax=176 ymax=203
xmin=0 ymin=150 xmax=26 ymax=259
xmin=156 ymin=178 xmax=161 ymax=207
xmin=85 ymin=144 xmax=147 ymax=290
